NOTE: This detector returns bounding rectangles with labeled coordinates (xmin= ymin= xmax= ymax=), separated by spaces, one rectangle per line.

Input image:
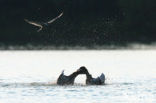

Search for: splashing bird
xmin=24 ymin=12 xmax=63 ymax=32
xmin=79 ymin=66 xmax=105 ymax=85
xmin=57 ymin=67 xmax=87 ymax=85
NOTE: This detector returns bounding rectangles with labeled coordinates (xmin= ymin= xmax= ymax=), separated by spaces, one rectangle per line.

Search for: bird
xmin=79 ymin=66 xmax=105 ymax=85
xmin=57 ymin=67 xmax=87 ymax=85
xmin=24 ymin=12 xmax=63 ymax=32
xmin=86 ymin=73 xmax=105 ymax=85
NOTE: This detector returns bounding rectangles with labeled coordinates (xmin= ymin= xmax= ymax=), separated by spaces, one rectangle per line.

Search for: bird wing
xmin=61 ymin=70 xmax=65 ymax=75
xmin=99 ymin=73 xmax=105 ymax=83
xmin=24 ymin=19 xmax=43 ymax=32
xmin=47 ymin=12 xmax=63 ymax=24
xmin=24 ymin=19 xmax=42 ymax=27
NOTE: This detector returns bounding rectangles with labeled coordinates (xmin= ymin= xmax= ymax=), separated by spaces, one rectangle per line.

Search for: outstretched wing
xmin=24 ymin=19 xmax=42 ymax=27
xmin=99 ymin=73 xmax=105 ymax=84
xmin=47 ymin=12 xmax=63 ymax=24
xmin=24 ymin=19 xmax=43 ymax=32
xmin=62 ymin=70 xmax=64 ymax=75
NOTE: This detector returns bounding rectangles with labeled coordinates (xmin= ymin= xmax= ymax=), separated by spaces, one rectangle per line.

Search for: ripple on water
xmin=0 ymin=79 xmax=156 ymax=103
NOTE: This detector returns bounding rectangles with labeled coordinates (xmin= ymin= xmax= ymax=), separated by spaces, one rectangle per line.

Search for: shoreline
xmin=0 ymin=43 xmax=156 ymax=50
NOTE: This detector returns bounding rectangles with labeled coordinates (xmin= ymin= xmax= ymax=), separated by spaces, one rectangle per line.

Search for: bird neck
xmin=69 ymin=71 xmax=80 ymax=79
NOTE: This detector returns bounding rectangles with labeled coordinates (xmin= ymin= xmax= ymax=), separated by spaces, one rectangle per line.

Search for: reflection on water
xmin=0 ymin=50 xmax=156 ymax=103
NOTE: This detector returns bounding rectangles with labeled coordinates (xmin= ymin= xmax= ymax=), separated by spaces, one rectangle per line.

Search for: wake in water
xmin=0 ymin=81 xmax=135 ymax=88
xmin=0 ymin=82 xmax=87 ymax=88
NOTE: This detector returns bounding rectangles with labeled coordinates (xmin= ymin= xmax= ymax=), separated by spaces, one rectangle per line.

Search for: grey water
xmin=0 ymin=50 xmax=156 ymax=103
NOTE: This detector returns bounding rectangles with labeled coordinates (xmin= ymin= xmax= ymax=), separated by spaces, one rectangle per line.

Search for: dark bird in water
xmin=79 ymin=66 xmax=105 ymax=85
xmin=57 ymin=67 xmax=87 ymax=85
xmin=24 ymin=12 xmax=63 ymax=32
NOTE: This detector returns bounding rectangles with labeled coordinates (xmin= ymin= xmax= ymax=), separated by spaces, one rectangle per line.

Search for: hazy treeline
xmin=0 ymin=0 xmax=155 ymax=48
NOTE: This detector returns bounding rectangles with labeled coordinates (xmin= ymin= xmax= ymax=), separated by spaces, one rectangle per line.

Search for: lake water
xmin=0 ymin=50 xmax=156 ymax=103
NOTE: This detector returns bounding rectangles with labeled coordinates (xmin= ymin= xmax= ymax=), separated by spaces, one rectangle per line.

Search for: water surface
xmin=0 ymin=50 xmax=156 ymax=103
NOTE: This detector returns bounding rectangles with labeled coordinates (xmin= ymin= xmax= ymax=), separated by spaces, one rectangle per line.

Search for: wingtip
xmin=62 ymin=70 xmax=64 ymax=74
xmin=24 ymin=19 xmax=28 ymax=21
xmin=24 ymin=19 xmax=30 ymax=23
xmin=59 ymin=12 xmax=63 ymax=17
xmin=99 ymin=73 xmax=105 ymax=83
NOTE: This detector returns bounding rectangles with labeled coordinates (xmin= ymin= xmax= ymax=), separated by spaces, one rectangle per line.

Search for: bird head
xmin=77 ymin=66 xmax=88 ymax=74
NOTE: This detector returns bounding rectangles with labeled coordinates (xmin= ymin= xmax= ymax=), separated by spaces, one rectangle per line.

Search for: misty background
xmin=0 ymin=0 xmax=155 ymax=49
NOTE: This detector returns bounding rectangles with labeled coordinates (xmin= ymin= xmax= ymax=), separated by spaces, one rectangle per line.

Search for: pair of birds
xmin=24 ymin=12 xmax=63 ymax=32
xmin=57 ymin=66 xmax=105 ymax=85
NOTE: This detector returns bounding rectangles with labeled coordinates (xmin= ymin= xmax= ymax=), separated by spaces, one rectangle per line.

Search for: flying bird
xmin=24 ymin=12 xmax=63 ymax=32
